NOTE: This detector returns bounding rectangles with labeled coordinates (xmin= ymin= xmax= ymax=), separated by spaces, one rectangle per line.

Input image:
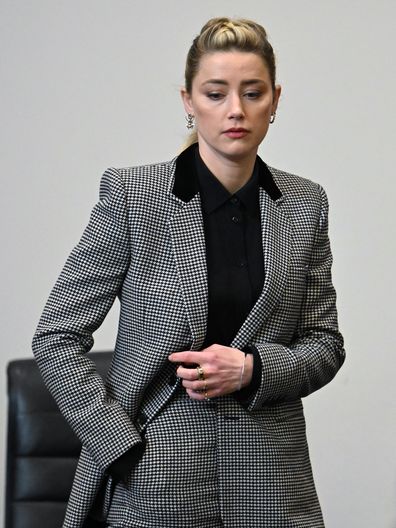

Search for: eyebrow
xmin=202 ymin=79 xmax=266 ymax=86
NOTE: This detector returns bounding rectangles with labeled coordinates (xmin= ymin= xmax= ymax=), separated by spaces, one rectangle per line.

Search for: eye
xmin=206 ymin=92 xmax=224 ymax=100
xmin=244 ymin=91 xmax=261 ymax=99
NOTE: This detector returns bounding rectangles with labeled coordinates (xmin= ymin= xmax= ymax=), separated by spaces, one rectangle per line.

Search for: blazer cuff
xmin=107 ymin=441 xmax=146 ymax=483
xmin=234 ymin=344 xmax=263 ymax=405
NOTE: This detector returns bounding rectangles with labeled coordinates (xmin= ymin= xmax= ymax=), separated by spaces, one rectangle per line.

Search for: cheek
xmin=195 ymin=111 xmax=216 ymax=132
xmin=254 ymin=115 xmax=271 ymax=141
xmin=254 ymin=111 xmax=270 ymax=129
xmin=256 ymin=107 xmax=272 ymax=127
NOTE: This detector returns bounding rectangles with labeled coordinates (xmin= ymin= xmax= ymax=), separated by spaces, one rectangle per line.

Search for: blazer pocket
xmin=250 ymin=399 xmax=304 ymax=424
xmin=289 ymin=264 xmax=309 ymax=279
xmin=293 ymin=264 xmax=309 ymax=272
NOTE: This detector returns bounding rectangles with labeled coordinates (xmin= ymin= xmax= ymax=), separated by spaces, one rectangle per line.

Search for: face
xmin=182 ymin=51 xmax=281 ymax=164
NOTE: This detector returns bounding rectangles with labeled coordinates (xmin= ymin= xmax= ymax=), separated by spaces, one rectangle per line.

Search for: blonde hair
xmin=183 ymin=17 xmax=277 ymax=148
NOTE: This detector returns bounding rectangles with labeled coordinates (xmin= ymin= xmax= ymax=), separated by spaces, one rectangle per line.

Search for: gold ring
xmin=196 ymin=365 xmax=205 ymax=380
xmin=204 ymin=390 xmax=210 ymax=400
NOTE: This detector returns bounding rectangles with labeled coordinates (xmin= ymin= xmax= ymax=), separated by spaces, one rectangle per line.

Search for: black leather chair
xmin=5 ymin=351 xmax=112 ymax=528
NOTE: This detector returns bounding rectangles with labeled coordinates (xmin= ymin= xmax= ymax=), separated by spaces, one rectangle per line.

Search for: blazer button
xmin=137 ymin=412 xmax=148 ymax=426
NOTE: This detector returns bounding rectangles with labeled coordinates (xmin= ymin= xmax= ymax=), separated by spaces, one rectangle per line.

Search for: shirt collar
xmin=172 ymin=143 xmax=282 ymax=203
xmin=195 ymin=149 xmax=260 ymax=215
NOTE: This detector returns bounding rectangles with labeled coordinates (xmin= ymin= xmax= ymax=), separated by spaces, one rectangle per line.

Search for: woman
xmin=33 ymin=17 xmax=345 ymax=528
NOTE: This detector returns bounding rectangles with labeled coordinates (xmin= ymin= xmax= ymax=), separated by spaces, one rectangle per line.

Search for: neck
xmin=198 ymin=145 xmax=257 ymax=194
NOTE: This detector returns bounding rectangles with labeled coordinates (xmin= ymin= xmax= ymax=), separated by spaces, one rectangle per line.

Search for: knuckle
xmin=208 ymin=355 xmax=216 ymax=363
xmin=208 ymin=365 xmax=217 ymax=376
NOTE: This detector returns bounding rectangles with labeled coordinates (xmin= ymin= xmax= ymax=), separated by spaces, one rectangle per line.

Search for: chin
xmin=221 ymin=141 xmax=260 ymax=160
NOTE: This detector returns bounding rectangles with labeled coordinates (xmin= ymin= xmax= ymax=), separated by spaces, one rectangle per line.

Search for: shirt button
xmin=239 ymin=261 xmax=246 ymax=268
xmin=231 ymin=216 xmax=240 ymax=223
xmin=230 ymin=197 xmax=239 ymax=205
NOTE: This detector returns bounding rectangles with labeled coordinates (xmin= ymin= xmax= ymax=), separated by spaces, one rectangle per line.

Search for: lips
xmin=223 ymin=127 xmax=249 ymax=138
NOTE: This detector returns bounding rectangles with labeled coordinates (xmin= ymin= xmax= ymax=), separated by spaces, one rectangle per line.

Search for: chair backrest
xmin=5 ymin=351 xmax=112 ymax=528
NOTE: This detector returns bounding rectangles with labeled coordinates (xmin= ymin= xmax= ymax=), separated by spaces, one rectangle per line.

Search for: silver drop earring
xmin=185 ymin=113 xmax=195 ymax=130
xmin=270 ymin=112 xmax=276 ymax=124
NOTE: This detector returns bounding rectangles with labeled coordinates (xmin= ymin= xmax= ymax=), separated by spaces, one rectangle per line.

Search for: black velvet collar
xmin=172 ymin=143 xmax=282 ymax=203
xmin=195 ymin=148 xmax=260 ymax=215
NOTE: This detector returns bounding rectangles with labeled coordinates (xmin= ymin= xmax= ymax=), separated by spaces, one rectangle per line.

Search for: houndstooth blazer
xmin=32 ymin=143 xmax=345 ymax=527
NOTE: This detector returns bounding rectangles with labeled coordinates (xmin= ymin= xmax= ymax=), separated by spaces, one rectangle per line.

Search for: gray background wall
xmin=1 ymin=0 xmax=395 ymax=526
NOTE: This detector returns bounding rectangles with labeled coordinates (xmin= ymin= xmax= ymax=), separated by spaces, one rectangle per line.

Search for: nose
xmin=227 ymin=93 xmax=245 ymax=120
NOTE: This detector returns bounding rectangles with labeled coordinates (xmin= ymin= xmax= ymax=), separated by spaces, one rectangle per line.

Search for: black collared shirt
xmin=196 ymin=150 xmax=265 ymax=349
xmin=195 ymin=151 xmax=264 ymax=399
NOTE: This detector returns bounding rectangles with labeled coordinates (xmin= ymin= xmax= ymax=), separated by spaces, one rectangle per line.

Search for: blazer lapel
xmin=168 ymin=145 xmax=208 ymax=350
xmin=168 ymin=145 xmax=291 ymax=351
xmin=232 ymin=167 xmax=292 ymax=348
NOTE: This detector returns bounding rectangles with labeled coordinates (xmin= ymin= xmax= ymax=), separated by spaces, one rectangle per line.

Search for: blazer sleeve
xmin=32 ymin=168 xmax=142 ymax=472
xmin=249 ymin=185 xmax=345 ymax=410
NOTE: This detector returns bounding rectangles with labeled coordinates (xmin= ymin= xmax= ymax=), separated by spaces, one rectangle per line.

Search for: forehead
xmin=194 ymin=51 xmax=270 ymax=82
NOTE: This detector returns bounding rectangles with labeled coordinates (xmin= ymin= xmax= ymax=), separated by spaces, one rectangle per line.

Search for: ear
xmin=180 ymin=88 xmax=194 ymax=115
xmin=272 ymin=84 xmax=282 ymax=114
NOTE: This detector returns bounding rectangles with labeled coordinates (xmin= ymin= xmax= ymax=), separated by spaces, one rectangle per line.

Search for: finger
xmin=182 ymin=379 xmax=210 ymax=391
xmin=176 ymin=365 xmax=202 ymax=381
xmin=186 ymin=388 xmax=206 ymax=401
xmin=185 ymin=386 xmax=219 ymax=401
xmin=168 ymin=351 xmax=204 ymax=364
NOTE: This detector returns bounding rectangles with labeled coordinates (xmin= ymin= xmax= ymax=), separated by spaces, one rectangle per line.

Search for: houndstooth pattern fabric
xmin=107 ymin=390 xmax=222 ymax=527
xmin=32 ymin=145 xmax=345 ymax=527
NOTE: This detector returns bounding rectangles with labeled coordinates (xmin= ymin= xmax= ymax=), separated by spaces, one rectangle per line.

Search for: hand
xmin=168 ymin=344 xmax=253 ymax=401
